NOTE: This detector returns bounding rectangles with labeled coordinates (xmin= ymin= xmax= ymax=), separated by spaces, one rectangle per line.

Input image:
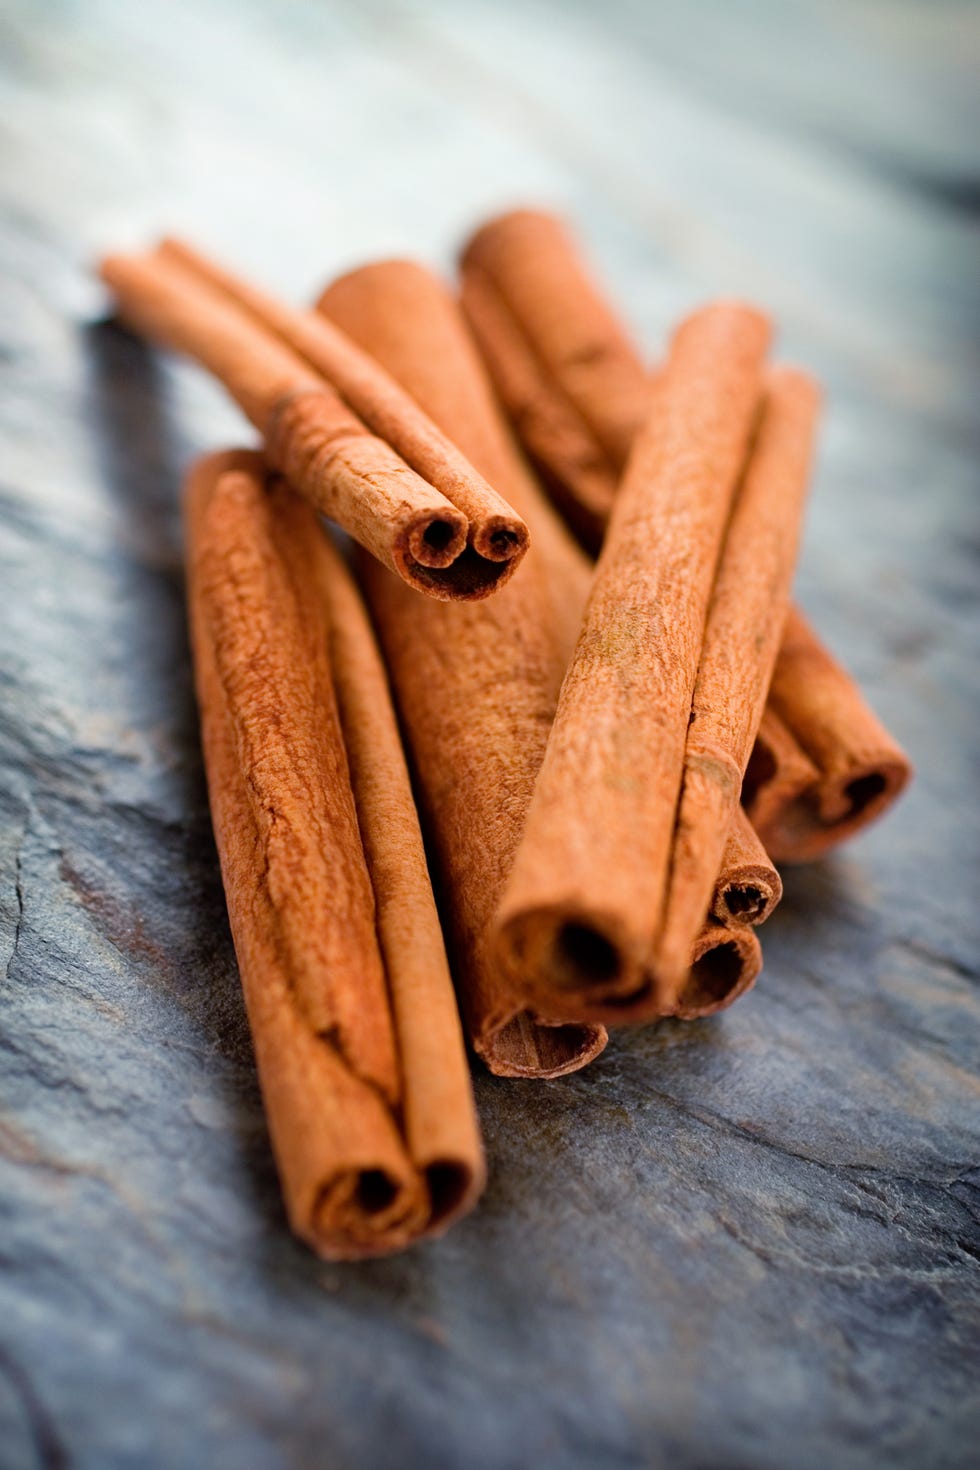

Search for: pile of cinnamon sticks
xmin=100 ymin=208 xmax=911 ymax=1259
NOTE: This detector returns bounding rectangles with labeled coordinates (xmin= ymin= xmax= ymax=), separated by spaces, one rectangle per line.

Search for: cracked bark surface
xmin=0 ymin=1 xmax=978 ymax=1466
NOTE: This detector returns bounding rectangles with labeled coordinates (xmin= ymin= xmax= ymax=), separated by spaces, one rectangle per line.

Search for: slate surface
xmin=1 ymin=1 xmax=978 ymax=1466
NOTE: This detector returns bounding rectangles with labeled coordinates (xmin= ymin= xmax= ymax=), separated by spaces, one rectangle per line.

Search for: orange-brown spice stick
xmin=759 ymin=608 xmax=913 ymax=860
xmin=493 ymin=302 xmax=771 ymax=1024
xmin=654 ymin=367 xmax=820 ymax=992
xmin=102 ymin=250 xmax=526 ymax=600
xmin=461 ymin=208 xmax=912 ymax=853
xmin=312 ymin=529 xmax=484 ymax=1227
xmin=317 ymin=261 xmax=608 ymax=1078
xmin=186 ymin=449 xmax=481 ymax=1257
xmin=156 ymin=237 xmax=528 ymax=578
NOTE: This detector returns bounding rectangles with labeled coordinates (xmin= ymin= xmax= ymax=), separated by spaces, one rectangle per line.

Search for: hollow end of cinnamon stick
xmin=493 ymin=905 xmax=662 ymax=1026
xmin=309 ymin=1165 xmax=427 ymax=1260
xmin=471 ymin=512 xmax=531 ymax=564
xmin=713 ymin=870 xmax=781 ymax=926
xmin=403 ymin=508 xmax=469 ymax=569
xmin=669 ymin=923 xmax=763 ymax=1021
xmin=757 ymin=753 xmax=911 ymax=863
xmin=476 ymin=1010 xmax=609 ymax=1079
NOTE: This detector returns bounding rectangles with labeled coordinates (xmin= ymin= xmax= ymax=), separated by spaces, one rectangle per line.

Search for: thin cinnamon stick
xmin=459 ymin=246 xmax=623 ymax=547
xmin=493 ymin=302 xmax=771 ymax=1024
xmin=316 ymin=260 xmax=608 ymax=1078
xmin=185 ymin=449 xmax=482 ymax=1257
xmin=102 ymin=249 xmax=528 ymax=600
xmin=461 ymin=208 xmax=912 ymax=854
xmin=760 ymin=608 xmax=913 ymax=861
xmin=654 ymin=367 xmax=819 ymax=995
xmin=669 ymin=921 xmax=763 ymax=1021
xmin=715 ymin=807 xmax=783 ymax=928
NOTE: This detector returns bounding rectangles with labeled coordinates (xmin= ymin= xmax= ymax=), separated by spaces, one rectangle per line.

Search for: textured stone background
xmin=1 ymin=1 xmax=978 ymax=1466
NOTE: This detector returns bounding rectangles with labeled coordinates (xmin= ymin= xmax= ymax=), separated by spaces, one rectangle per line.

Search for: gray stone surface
xmin=0 ymin=1 xmax=978 ymax=1466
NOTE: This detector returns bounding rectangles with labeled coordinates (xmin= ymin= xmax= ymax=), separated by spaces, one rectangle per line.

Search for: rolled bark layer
xmin=317 ymin=261 xmax=608 ymax=1078
xmin=493 ymin=302 xmax=771 ymax=1024
xmin=185 ymin=449 xmax=482 ymax=1258
xmin=102 ymin=249 xmax=527 ymax=600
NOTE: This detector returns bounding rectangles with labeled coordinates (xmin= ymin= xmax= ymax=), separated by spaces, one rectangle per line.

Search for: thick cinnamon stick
xmin=493 ymin=302 xmax=771 ymax=1024
xmin=759 ymin=608 xmax=913 ymax=861
xmin=316 ymin=261 xmax=608 ymax=1078
xmin=185 ymin=449 xmax=481 ymax=1257
xmin=461 ymin=208 xmax=912 ymax=854
xmin=654 ymin=367 xmax=819 ymax=993
xmin=102 ymin=250 xmax=527 ymax=600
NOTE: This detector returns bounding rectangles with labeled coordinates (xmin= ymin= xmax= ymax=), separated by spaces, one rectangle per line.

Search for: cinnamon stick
xmin=670 ymin=921 xmax=763 ymax=1021
xmin=311 ymin=521 xmax=484 ymax=1226
xmin=759 ymin=608 xmax=913 ymax=861
xmin=156 ymin=237 xmax=528 ymax=572
xmin=742 ymin=707 xmax=821 ymax=842
xmin=715 ymin=807 xmax=783 ymax=928
xmin=185 ymin=449 xmax=482 ymax=1257
xmin=102 ymin=249 xmax=528 ymax=600
xmin=493 ymin=302 xmax=771 ymax=1024
xmin=654 ymin=367 xmax=819 ymax=995
xmin=316 ymin=261 xmax=608 ymax=1078
xmin=461 ymin=208 xmax=912 ymax=854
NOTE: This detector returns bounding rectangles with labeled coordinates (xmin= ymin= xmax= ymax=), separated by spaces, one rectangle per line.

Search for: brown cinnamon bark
xmin=461 ymin=208 xmax=912 ymax=854
xmin=102 ymin=249 xmax=527 ymax=600
xmin=759 ymin=608 xmax=913 ymax=860
xmin=185 ymin=449 xmax=482 ymax=1257
xmin=654 ymin=367 xmax=819 ymax=995
xmin=316 ymin=261 xmax=608 ymax=1078
xmin=493 ymin=302 xmax=771 ymax=1025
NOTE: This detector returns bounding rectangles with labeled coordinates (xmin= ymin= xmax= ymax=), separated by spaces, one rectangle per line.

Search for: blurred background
xmin=1 ymin=2 xmax=978 ymax=1468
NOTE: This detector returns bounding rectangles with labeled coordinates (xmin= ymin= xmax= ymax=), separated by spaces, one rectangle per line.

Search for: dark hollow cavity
xmin=355 ymin=1169 xmax=399 ymax=1216
xmin=724 ymin=884 xmax=764 ymax=920
xmin=679 ymin=941 xmax=743 ymax=1011
xmin=426 ymin=1162 xmax=471 ymax=1225
xmin=422 ymin=519 xmax=457 ymax=553
xmin=552 ymin=922 xmax=621 ymax=990
xmin=844 ymin=771 xmax=888 ymax=816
